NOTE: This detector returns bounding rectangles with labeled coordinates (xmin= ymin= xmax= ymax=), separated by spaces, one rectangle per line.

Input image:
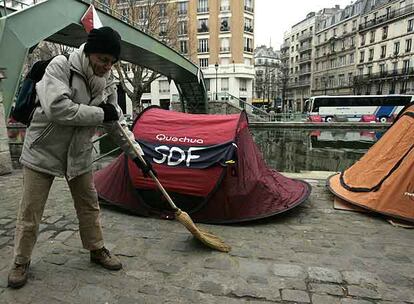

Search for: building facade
xmin=283 ymin=12 xmax=316 ymax=112
xmin=354 ymin=0 xmax=414 ymax=95
xmin=312 ymin=1 xmax=366 ymax=96
xmin=111 ymin=0 xmax=255 ymax=110
xmin=282 ymin=8 xmax=340 ymax=112
xmin=253 ymin=45 xmax=280 ymax=108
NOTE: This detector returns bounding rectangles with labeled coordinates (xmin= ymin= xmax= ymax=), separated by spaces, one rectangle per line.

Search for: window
xmin=221 ymin=78 xmax=229 ymax=91
xmin=199 ymin=58 xmax=209 ymax=68
xmin=393 ymin=62 xmax=398 ymax=73
xmin=348 ymin=72 xmax=353 ymax=84
xmin=159 ymin=3 xmax=166 ymax=18
xmin=197 ymin=0 xmax=208 ymax=13
xmin=350 ymin=53 xmax=355 ymax=64
xmin=159 ymin=23 xmax=167 ymax=36
xmin=139 ymin=7 xmax=148 ymax=20
xmin=338 ymin=74 xmax=345 ymax=86
xmin=178 ymin=2 xmax=187 ymax=15
xmin=244 ymin=18 xmax=253 ymax=32
xmin=403 ymin=59 xmax=410 ymax=73
xmin=198 ymin=19 xmax=209 ymax=33
xmin=370 ymin=30 xmax=375 ymax=43
xmin=179 ymin=40 xmax=188 ymax=54
xmin=244 ymin=37 xmax=253 ymax=52
xmin=244 ymin=0 xmax=253 ymax=12
xmin=382 ymin=26 xmax=388 ymax=39
xmin=361 ymin=33 xmax=366 ymax=46
xmin=178 ymin=21 xmax=187 ymax=35
xmin=220 ymin=17 xmax=230 ymax=31
xmin=379 ymin=63 xmax=386 ymax=75
xmin=360 ymin=50 xmax=365 ymax=63
xmin=352 ymin=20 xmax=357 ymax=30
xmin=406 ymin=39 xmax=412 ymax=52
xmin=350 ymin=36 xmax=355 ymax=47
xmin=159 ymin=80 xmax=170 ymax=93
xmin=408 ymin=19 xmax=414 ymax=32
xmin=198 ymin=39 xmax=209 ymax=53
xmin=394 ymin=41 xmax=400 ymax=55
xmin=239 ymin=79 xmax=247 ymax=91
xmin=368 ymin=49 xmax=374 ymax=61
xmin=367 ymin=66 xmax=372 ymax=75
xmin=220 ymin=0 xmax=230 ymax=11
xmin=381 ymin=45 xmax=387 ymax=58
xmin=220 ymin=38 xmax=230 ymax=52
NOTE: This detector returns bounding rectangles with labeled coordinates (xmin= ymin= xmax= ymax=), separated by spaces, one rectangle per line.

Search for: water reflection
xmin=251 ymin=128 xmax=386 ymax=173
xmin=8 ymin=125 xmax=386 ymax=173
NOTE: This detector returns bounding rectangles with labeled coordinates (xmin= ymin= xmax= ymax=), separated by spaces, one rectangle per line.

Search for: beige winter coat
xmin=20 ymin=45 xmax=139 ymax=179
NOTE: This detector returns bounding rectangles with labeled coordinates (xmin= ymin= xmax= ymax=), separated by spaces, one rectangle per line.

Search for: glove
xmin=98 ymin=103 xmax=119 ymax=122
xmin=133 ymin=155 xmax=157 ymax=178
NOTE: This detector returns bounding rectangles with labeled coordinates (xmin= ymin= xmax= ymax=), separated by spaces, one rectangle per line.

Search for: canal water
xmin=250 ymin=128 xmax=386 ymax=173
xmin=8 ymin=127 xmax=386 ymax=173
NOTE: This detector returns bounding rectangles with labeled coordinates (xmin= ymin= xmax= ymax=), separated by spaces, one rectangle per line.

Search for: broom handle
xmin=115 ymin=121 xmax=179 ymax=211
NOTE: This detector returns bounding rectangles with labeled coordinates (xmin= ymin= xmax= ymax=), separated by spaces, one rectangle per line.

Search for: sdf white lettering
xmin=155 ymin=134 xmax=204 ymax=144
xmin=153 ymin=145 xmax=204 ymax=167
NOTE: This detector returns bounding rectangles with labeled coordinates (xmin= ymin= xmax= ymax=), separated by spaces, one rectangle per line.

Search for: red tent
xmin=94 ymin=107 xmax=311 ymax=223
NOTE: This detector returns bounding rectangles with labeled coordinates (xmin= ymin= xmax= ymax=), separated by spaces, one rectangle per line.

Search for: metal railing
xmin=359 ymin=4 xmax=414 ymax=31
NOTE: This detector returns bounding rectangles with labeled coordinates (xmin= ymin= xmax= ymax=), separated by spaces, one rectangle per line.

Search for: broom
xmin=116 ymin=121 xmax=231 ymax=253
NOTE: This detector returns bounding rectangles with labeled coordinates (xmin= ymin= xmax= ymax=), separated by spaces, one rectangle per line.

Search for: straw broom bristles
xmin=116 ymin=121 xmax=231 ymax=253
xmin=175 ymin=210 xmax=231 ymax=252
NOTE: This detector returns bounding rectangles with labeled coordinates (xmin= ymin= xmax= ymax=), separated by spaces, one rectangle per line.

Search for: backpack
xmin=11 ymin=54 xmax=73 ymax=126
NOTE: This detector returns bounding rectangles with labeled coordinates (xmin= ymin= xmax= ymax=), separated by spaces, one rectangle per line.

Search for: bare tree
xmin=111 ymin=0 xmax=179 ymax=115
xmin=278 ymin=59 xmax=290 ymax=112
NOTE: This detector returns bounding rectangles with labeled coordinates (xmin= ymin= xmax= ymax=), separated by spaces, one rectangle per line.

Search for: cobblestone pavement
xmin=0 ymin=170 xmax=413 ymax=304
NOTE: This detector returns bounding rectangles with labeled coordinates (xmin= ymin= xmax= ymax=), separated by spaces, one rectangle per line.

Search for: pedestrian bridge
xmin=0 ymin=0 xmax=207 ymax=119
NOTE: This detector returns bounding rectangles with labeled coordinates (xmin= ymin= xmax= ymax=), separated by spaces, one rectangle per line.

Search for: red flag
xmin=81 ymin=4 xmax=103 ymax=33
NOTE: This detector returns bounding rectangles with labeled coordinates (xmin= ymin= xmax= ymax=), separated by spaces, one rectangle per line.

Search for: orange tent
xmin=327 ymin=104 xmax=414 ymax=222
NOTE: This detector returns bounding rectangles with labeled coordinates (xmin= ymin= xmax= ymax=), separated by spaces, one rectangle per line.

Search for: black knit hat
xmin=84 ymin=26 xmax=121 ymax=61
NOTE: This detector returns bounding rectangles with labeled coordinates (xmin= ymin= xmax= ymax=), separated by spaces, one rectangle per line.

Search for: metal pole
xmin=215 ymin=63 xmax=218 ymax=100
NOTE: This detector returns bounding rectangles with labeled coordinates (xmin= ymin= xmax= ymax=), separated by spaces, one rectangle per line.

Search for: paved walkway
xmin=0 ymin=170 xmax=413 ymax=304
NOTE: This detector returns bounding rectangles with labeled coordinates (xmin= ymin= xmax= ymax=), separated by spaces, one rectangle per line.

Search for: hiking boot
xmin=90 ymin=247 xmax=122 ymax=270
xmin=8 ymin=262 xmax=30 ymax=289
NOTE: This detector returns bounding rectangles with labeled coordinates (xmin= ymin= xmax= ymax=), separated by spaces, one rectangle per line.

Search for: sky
xmin=255 ymin=0 xmax=355 ymax=49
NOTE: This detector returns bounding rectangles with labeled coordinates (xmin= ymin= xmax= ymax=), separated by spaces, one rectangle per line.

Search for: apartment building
xmin=282 ymin=12 xmax=316 ymax=112
xmin=253 ymin=45 xmax=281 ymax=107
xmin=111 ymin=0 xmax=255 ymax=110
xmin=312 ymin=1 xmax=366 ymax=96
xmin=354 ymin=0 xmax=414 ymax=95
xmin=282 ymin=8 xmax=341 ymax=112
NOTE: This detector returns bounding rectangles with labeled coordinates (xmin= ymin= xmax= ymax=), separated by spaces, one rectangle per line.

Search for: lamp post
xmin=215 ymin=62 xmax=219 ymax=100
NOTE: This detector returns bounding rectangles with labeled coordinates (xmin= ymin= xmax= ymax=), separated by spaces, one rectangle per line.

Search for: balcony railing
xmin=353 ymin=68 xmax=414 ymax=83
xmin=220 ymin=5 xmax=230 ymax=11
xmin=298 ymin=32 xmax=312 ymax=41
xmin=178 ymin=10 xmax=187 ymax=16
xmin=220 ymin=46 xmax=231 ymax=52
xmin=298 ymin=44 xmax=312 ymax=52
xmin=220 ymin=25 xmax=231 ymax=32
xmin=197 ymin=48 xmax=209 ymax=53
xmin=299 ymin=68 xmax=312 ymax=75
xmin=244 ymin=47 xmax=253 ymax=53
xmin=197 ymin=27 xmax=209 ymax=33
xmin=197 ymin=7 xmax=209 ymax=13
xmin=298 ymin=55 xmax=312 ymax=63
xmin=288 ymin=80 xmax=311 ymax=88
xmin=244 ymin=26 xmax=254 ymax=33
xmin=244 ymin=5 xmax=254 ymax=13
xmin=359 ymin=4 xmax=414 ymax=31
